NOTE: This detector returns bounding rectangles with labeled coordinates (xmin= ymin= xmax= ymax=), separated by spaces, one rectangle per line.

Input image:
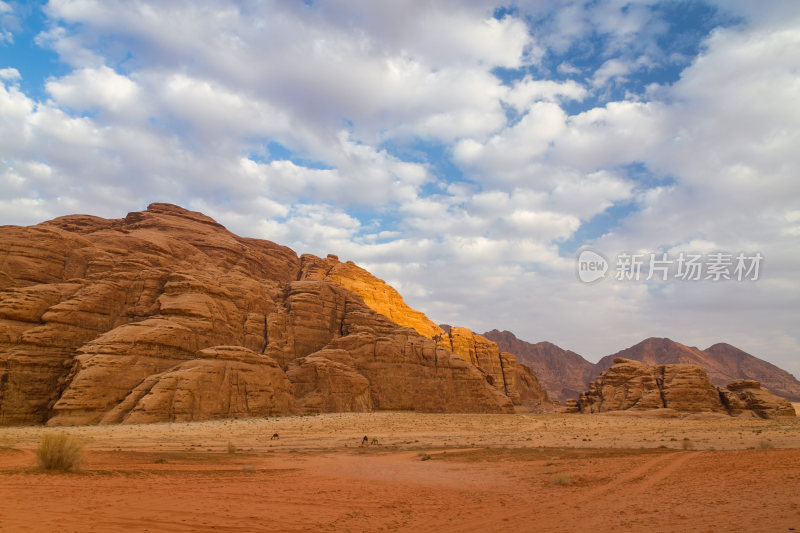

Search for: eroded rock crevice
xmin=0 ymin=204 xmax=551 ymax=425
xmin=575 ymin=358 xmax=795 ymax=419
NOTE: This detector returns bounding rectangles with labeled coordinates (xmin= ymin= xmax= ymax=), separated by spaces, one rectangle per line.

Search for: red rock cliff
xmin=0 ymin=204 xmax=516 ymax=425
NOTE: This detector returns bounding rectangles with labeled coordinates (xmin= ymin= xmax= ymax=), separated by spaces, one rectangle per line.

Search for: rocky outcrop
xmin=0 ymin=203 xmax=517 ymax=425
xmin=506 ymin=353 xmax=553 ymax=412
xmin=577 ymin=358 xmax=796 ymax=419
xmin=595 ymin=337 xmax=800 ymax=402
xmin=298 ymin=254 xmax=444 ymax=339
xmin=703 ymin=344 xmax=800 ymax=402
xmin=295 ymin=253 xmax=552 ymax=412
xmin=719 ymin=380 xmax=796 ymax=418
xmin=578 ymin=358 xmax=676 ymax=413
xmin=482 ymin=332 xmax=800 ymax=404
xmin=434 ymin=328 xmax=553 ymax=412
xmin=483 ymin=330 xmax=595 ymax=402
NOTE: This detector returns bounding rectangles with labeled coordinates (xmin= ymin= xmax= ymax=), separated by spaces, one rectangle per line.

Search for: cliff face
xmin=0 ymin=203 xmax=516 ymax=425
xmin=576 ymin=358 xmax=795 ymax=419
xmin=435 ymin=327 xmax=553 ymax=412
xmin=595 ymin=338 xmax=800 ymax=402
xmin=298 ymin=253 xmax=444 ymax=339
xmin=483 ymin=330 xmax=595 ymax=403
xmin=295 ymin=261 xmax=553 ymax=413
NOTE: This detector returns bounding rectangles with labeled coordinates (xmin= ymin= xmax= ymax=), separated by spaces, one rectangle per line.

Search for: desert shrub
xmin=550 ymin=474 xmax=573 ymax=486
xmin=154 ymin=458 xmax=168 ymax=464
xmin=681 ymin=438 xmax=694 ymax=450
xmin=420 ymin=453 xmax=431 ymax=461
xmin=36 ymin=432 xmax=83 ymax=471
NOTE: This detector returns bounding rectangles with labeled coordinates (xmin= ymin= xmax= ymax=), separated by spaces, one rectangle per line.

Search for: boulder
xmin=720 ymin=380 xmax=796 ymax=418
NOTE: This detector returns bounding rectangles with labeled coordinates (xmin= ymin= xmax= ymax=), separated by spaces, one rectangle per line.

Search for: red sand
xmin=1 ymin=412 xmax=798 ymax=532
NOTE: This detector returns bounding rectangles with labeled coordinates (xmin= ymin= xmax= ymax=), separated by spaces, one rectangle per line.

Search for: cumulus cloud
xmin=1 ymin=1 xmax=798 ymax=375
xmin=0 ymin=67 xmax=19 ymax=81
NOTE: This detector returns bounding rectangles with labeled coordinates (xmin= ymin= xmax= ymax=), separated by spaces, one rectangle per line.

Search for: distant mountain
xmin=482 ymin=330 xmax=595 ymax=403
xmin=483 ymin=332 xmax=800 ymax=403
xmin=595 ymin=337 xmax=800 ymax=401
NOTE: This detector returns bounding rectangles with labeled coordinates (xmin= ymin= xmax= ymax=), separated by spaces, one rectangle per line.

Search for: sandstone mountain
xmin=484 ymin=331 xmax=800 ymax=403
xmin=295 ymin=258 xmax=552 ymax=412
xmin=595 ymin=338 xmax=800 ymax=402
xmin=0 ymin=203 xmax=549 ymax=426
xmin=575 ymin=358 xmax=795 ymax=419
xmin=482 ymin=329 xmax=595 ymax=403
xmin=435 ymin=326 xmax=551 ymax=412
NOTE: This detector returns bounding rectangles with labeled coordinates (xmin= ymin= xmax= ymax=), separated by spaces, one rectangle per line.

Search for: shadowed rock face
xmin=0 ymin=203 xmax=517 ymax=425
xmin=298 ymin=254 xmax=444 ymax=339
xmin=576 ymin=358 xmax=796 ymax=419
xmin=435 ymin=327 xmax=553 ymax=412
xmin=483 ymin=330 xmax=595 ymax=403
xmin=719 ymin=380 xmax=796 ymax=418
xmin=294 ymin=263 xmax=554 ymax=413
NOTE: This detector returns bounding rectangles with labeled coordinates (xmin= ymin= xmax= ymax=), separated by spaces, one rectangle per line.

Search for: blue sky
xmin=1 ymin=1 xmax=799 ymax=376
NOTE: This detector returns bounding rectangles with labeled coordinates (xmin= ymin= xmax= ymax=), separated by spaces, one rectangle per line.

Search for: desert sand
xmin=1 ymin=411 xmax=799 ymax=532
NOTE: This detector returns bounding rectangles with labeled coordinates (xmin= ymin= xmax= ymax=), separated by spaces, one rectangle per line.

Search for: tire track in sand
xmin=442 ymin=451 xmax=706 ymax=533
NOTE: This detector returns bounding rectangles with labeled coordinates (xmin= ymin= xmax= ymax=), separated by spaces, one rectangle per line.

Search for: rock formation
xmin=483 ymin=329 xmax=595 ymax=403
xmin=577 ymin=358 xmax=796 ymax=418
xmin=294 ymin=261 xmax=554 ymax=413
xmin=484 ymin=332 xmax=800 ymax=404
xmin=435 ymin=327 xmax=553 ymax=412
xmin=594 ymin=337 xmax=800 ymax=402
xmin=298 ymin=254 xmax=444 ymax=339
xmin=0 ymin=203 xmax=524 ymax=426
xmin=719 ymin=379 xmax=796 ymax=418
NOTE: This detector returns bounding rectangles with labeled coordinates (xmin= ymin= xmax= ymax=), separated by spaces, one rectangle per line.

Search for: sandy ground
xmin=1 ymin=411 xmax=799 ymax=532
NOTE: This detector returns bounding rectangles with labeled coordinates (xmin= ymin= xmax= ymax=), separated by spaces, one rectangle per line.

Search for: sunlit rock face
xmin=0 ymin=203 xmax=526 ymax=425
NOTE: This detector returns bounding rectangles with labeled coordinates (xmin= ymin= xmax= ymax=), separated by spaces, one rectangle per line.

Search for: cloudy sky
xmin=1 ymin=1 xmax=799 ymax=376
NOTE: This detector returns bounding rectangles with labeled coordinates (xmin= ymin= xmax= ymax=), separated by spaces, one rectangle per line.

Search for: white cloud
xmin=1 ymin=1 xmax=799 ymax=377
xmin=0 ymin=67 xmax=20 ymax=81
xmin=591 ymin=58 xmax=631 ymax=88
xmin=46 ymin=66 xmax=143 ymax=116
xmin=505 ymin=76 xmax=588 ymax=110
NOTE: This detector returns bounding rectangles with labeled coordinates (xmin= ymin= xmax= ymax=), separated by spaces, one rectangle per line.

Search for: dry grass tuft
xmin=550 ymin=473 xmax=573 ymax=486
xmin=36 ymin=432 xmax=84 ymax=471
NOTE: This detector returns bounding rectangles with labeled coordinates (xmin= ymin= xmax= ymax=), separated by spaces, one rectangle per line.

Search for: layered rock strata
xmin=0 ymin=203 xmax=529 ymax=425
xmin=576 ymin=358 xmax=796 ymax=419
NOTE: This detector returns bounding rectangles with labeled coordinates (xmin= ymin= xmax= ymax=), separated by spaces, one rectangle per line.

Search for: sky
xmin=1 ymin=1 xmax=799 ymax=377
